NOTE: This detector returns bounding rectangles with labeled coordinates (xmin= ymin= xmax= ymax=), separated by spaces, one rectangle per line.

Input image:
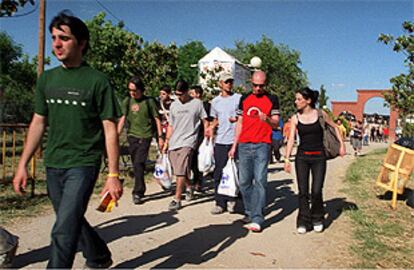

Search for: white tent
xmin=198 ymin=47 xmax=251 ymax=92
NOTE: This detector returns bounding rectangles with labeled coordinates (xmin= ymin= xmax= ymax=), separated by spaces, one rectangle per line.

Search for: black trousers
xmin=213 ymin=144 xmax=236 ymax=209
xmin=270 ymin=138 xmax=283 ymax=162
xmin=294 ymin=150 xmax=327 ymax=228
xmin=128 ymin=136 xmax=152 ymax=196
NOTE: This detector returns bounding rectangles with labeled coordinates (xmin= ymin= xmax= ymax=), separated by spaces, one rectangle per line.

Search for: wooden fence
xmin=0 ymin=123 xmax=38 ymax=196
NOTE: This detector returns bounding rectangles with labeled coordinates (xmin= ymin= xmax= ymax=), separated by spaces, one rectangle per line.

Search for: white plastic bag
xmin=217 ymin=158 xmax=239 ymax=197
xmin=198 ymin=137 xmax=215 ymax=176
xmin=153 ymin=153 xmax=172 ymax=189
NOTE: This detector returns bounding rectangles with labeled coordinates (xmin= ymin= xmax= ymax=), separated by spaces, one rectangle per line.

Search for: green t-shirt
xmin=35 ymin=63 xmax=122 ymax=168
xmin=121 ymin=96 xmax=159 ymax=139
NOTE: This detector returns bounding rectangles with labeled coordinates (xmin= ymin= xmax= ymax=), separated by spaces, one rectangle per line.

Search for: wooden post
xmin=2 ymin=130 xmax=6 ymax=182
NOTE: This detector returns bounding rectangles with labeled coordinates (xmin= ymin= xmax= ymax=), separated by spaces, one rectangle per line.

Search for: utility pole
xmin=37 ymin=0 xmax=45 ymax=77
xmin=32 ymin=0 xmax=46 ymax=196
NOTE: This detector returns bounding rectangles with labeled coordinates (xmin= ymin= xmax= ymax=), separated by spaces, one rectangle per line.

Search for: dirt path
xmin=7 ymin=142 xmax=387 ymax=269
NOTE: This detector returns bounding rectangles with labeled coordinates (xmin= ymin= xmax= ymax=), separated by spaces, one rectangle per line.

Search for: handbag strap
xmin=318 ymin=109 xmax=327 ymax=130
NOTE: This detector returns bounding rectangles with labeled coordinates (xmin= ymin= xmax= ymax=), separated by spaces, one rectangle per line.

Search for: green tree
xmin=177 ymin=41 xmax=207 ymax=85
xmin=227 ymin=35 xmax=308 ymax=119
xmin=0 ymin=0 xmax=34 ymax=17
xmin=85 ymin=12 xmax=178 ymax=99
xmin=318 ymin=84 xmax=329 ymax=109
xmin=0 ymin=31 xmax=37 ymax=123
xmin=379 ymin=21 xmax=414 ymax=136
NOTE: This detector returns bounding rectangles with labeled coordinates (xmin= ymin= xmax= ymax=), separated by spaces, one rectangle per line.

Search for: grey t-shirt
xmin=210 ymin=93 xmax=241 ymax=145
xmin=169 ymin=98 xmax=207 ymax=150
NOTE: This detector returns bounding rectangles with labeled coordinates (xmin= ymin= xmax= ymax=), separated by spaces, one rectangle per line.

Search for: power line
xmin=94 ymin=0 xmax=133 ymax=32
xmin=0 ymin=2 xmax=38 ymax=18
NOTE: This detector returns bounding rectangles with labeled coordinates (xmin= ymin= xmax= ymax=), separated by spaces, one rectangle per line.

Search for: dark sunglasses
xmin=252 ymin=83 xmax=265 ymax=88
xmin=224 ymin=79 xmax=234 ymax=84
xmin=174 ymin=91 xmax=183 ymax=96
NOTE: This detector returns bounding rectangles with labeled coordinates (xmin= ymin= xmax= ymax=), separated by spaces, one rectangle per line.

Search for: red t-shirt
xmin=237 ymin=93 xmax=280 ymax=144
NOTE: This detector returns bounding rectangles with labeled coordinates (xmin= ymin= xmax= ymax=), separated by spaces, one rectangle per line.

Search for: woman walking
xmin=284 ymin=87 xmax=345 ymax=234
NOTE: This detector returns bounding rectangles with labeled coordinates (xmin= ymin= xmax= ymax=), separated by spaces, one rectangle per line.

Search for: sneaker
xmin=185 ymin=188 xmax=194 ymax=201
xmin=168 ymin=199 xmax=182 ymax=211
xmin=227 ymin=201 xmax=236 ymax=213
xmin=241 ymin=215 xmax=251 ymax=224
xmin=132 ymin=194 xmax=143 ymax=205
xmin=84 ymin=258 xmax=112 ymax=269
xmin=297 ymin=226 xmax=307 ymax=234
xmin=243 ymin=222 xmax=262 ymax=232
xmin=313 ymin=222 xmax=324 ymax=233
xmin=210 ymin=205 xmax=225 ymax=215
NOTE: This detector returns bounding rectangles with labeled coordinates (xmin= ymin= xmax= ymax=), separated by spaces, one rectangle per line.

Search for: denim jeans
xmin=294 ymin=151 xmax=327 ymax=229
xmin=238 ymin=143 xmax=270 ymax=226
xmin=127 ymin=136 xmax=152 ymax=196
xmin=46 ymin=166 xmax=111 ymax=268
xmin=213 ymin=144 xmax=236 ymax=209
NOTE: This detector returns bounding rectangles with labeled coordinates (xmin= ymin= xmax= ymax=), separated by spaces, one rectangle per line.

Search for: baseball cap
xmin=219 ymin=71 xmax=234 ymax=82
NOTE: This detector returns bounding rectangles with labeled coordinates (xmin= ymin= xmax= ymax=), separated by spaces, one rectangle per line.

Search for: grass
xmin=343 ymin=148 xmax=414 ymax=268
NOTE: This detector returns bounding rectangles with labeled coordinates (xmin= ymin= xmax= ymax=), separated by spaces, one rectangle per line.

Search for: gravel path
xmin=7 ymin=142 xmax=387 ymax=269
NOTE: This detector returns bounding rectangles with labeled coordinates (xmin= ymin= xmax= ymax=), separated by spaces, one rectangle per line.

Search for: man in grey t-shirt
xmin=206 ymin=71 xmax=241 ymax=215
xmin=163 ymin=80 xmax=208 ymax=211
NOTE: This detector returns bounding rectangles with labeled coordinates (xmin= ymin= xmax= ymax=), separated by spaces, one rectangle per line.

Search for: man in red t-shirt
xmin=229 ymin=70 xmax=280 ymax=232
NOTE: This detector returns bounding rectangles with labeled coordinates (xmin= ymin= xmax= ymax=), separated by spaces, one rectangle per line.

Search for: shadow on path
xmin=324 ymin=197 xmax=358 ymax=229
xmin=13 ymin=211 xmax=179 ymax=268
xmin=113 ymin=219 xmax=248 ymax=269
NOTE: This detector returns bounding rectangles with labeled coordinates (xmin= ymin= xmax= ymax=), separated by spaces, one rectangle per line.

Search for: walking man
xmin=117 ymin=76 xmax=163 ymax=204
xmin=207 ymin=71 xmax=241 ymax=214
xmin=13 ymin=12 xmax=122 ymax=268
xmin=229 ymin=70 xmax=280 ymax=232
xmin=163 ymin=80 xmax=209 ymax=210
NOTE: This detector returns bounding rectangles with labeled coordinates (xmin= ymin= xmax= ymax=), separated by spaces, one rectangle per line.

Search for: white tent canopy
xmin=198 ymin=47 xmax=251 ymax=92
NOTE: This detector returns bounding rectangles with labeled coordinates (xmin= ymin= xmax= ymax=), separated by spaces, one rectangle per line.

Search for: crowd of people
xmin=12 ymin=12 xmax=350 ymax=268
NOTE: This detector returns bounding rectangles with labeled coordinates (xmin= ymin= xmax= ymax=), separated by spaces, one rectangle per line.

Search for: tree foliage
xmin=378 ymin=21 xmax=414 ymax=136
xmin=0 ymin=31 xmax=37 ymax=123
xmin=0 ymin=0 xmax=34 ymax=17
xmin=85 ymin=12 xmax=178 ymax=100
xmin=177 ymin=41 xmax=207 ymax=85
xmin=318 ymin=84 xmax=329 ymax=109
xmin=227 ymin=36 xmax=308 ymax=119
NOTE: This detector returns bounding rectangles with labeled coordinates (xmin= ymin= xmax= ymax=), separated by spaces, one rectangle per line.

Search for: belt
xmin=303 ymin=151 xmax=322 ymax=155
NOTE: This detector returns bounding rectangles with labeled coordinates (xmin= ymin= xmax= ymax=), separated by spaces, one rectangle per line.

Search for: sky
xmin=1 ymin=0 xmax=413 ymax=114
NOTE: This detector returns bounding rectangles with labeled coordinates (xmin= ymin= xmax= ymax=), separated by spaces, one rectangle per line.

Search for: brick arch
xmin=331 ymin=89 xmax=398 ymax=140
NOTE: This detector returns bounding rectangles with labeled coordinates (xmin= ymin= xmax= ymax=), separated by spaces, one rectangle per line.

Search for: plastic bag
xmin=198 ymin=137 xmax=215 ymax=176
xmin=217 ymin=158 xmax=239 ymax=197
xmin=153 ymin=153 xmax=172 ymax=189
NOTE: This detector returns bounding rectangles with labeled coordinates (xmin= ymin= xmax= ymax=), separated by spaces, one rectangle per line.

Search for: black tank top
xmin=297 ymin=117 xmax=324 ymax=152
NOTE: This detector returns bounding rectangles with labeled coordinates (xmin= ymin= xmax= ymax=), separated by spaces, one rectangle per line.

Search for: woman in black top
xmin=284 ymin=87 xmax=345 ymax=234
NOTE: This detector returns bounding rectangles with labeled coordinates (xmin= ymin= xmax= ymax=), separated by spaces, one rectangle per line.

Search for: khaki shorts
xmin=168 ymin=147 xmax=193 ymax=178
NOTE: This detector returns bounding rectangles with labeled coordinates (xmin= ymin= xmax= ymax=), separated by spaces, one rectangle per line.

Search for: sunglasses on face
xmin=252 ymin=83 xmax=265 ymax=88
xmin=174 ymin=91 xmax=183 ymax=96
xmin=224 ymin=80 xmax=234 ymax=84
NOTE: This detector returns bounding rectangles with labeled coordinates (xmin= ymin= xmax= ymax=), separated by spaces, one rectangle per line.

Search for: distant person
xmin=336 ymin=119 xmax=347 ymax=141
xmin=229 ymin=70 xmax=280 ymax=232
xmin=163 ymin=80 xmax=209 ymax=211
xmin=284 ymin=87 xmax=345 ymax=234
xmin=351 ymin=120 xmax=363 ymax=156
xmin=206 ymin=71 xmax=241 ymax=215
xmin=158 ymin=85 xmax=174 ymax=140
xmin=270 ymin=118 xmax=284 ymax=163
xmin=363 ymin=124 xmax=370 ymax=146
xmin=189 ymin=85 xmax=212 ymax=193
xmin=117 ymin=76 xmax=163 ymax=205
xmin=13 ymin=12 xmax=122 ymax=268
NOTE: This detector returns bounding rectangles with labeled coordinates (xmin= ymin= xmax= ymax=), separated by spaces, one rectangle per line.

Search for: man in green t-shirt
xmin=12 ymin=12 xmax=122 ymax=269
xmin=117 ymin=76 xmax=163 ymax=204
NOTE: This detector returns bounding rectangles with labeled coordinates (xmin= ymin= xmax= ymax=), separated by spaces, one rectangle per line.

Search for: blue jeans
xmin=238 ymin=143 xmax=270 ymax=226
xmin=46 ymin=166 xmax=111 ymax=268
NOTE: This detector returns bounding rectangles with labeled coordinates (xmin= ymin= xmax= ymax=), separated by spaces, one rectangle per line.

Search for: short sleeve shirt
xmin=210 ymin=93 xmax=241 ymax=145
xmin=35 ymin=63 xmax=122 ymax=168
xmin=169 ymin=98 xmax=207 ymax=150
xmin=237 ymin=93 xmax=280 ymax=144
xmin=121 ymin=96 xmax=159 ymax=139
